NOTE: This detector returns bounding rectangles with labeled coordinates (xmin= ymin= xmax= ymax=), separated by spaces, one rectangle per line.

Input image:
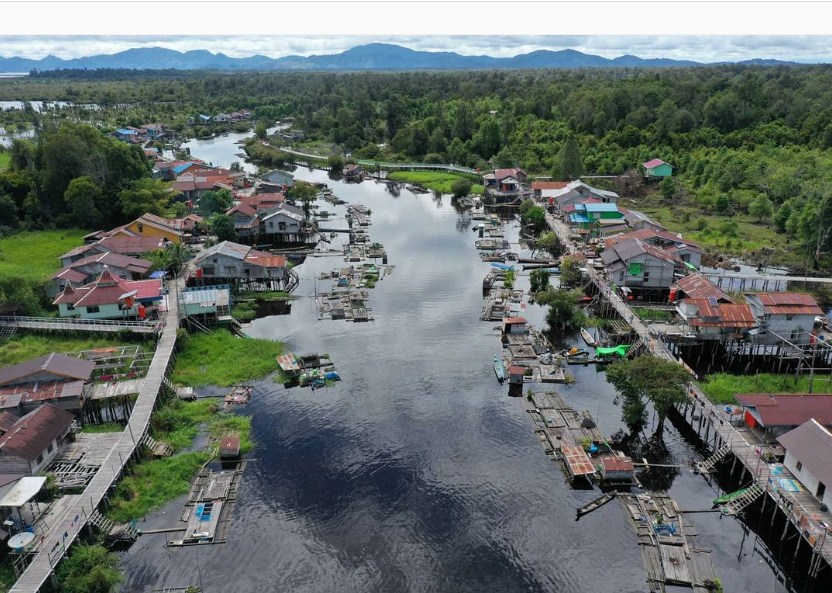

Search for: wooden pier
xmin=618 ymin=492 xmax=718 ymax=592
xmin=0 ymin=315 xmax=161 ymax=335
xmin=167 ymin=465 xmax=244 ymax=547
xmin=9 ymin=280 xmax=180 ymax=593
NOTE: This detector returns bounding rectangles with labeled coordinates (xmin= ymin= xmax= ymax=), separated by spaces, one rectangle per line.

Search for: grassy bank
xmin=633 ymin=307 xmax=675 ymax=322
xmin=0 ymin=334 xmax=153 ymax=367
xmin=699 ymin=372 xmax=828 ymax=405
xmin=171 ymin=329 xmax=285 ymax=387
xmin=387 ymin=171 xmax=484 ymax=195
xmin=0 ymin=151 xmax=10 ymax=171
xmin=231 ymin=291 xmax=295 ymax=322
xmin=107 ymin=399 xmax=253 ymax=523
xmin=0 ymin=229 xmax=88 ymax=282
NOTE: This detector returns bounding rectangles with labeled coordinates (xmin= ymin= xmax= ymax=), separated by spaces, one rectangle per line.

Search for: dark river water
xmin=120 ymin=168 xmax=791 ymax=593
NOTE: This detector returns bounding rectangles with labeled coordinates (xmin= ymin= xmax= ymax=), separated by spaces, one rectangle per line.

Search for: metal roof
xmin=738 ymin=394 xmax=832 ymax=427
xmin=0 ymin=404 xmax=75 ymax=462
xmin=580 ymin=202 xmax=620 ymax=213
xmin=682 ymin=299 xmax=756 ymax=327
xmin=777 ymin=419 xmax=832 ymax=488
xmin=197 ymin=240 xmax=252 ymax=262
xmin=745 ymin=292 xmax=823 ymax=316
xmin=643 ymin=158 xmax=669 ymax=169
xmin=0 ymin=354 xmax=94 ymax=387
xmin=0 ymin=477 xmax=46 ymax=508
xmin=675 ymin=274 xmax=733 ymax=302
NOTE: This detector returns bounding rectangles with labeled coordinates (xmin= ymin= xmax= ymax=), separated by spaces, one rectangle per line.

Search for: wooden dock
xmin=522 ymin=391 xmax=602 ymax=482
xmin=0 ymin=315 xmax=161 ymax=334
xmin=167 ymin=466 xmax=244 ymax=547
xmin=618 ymin=492 xmax=718 ymax=593
xmin=9 ymin=281 xmax=180 ymax=593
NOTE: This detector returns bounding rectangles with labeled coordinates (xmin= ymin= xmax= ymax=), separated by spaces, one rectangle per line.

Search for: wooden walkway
xmin=9 ymin=283 xmax=179 ymax=593
xmin=545 ymin=211 xmax=832 ymax=572
xmin=0 ymin=316 xmax=161 ymax=334
xmin=701 ymin=270 xmax=832 ymax=286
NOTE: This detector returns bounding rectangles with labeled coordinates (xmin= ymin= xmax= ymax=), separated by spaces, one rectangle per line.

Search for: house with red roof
xmin=676 ymin=298 xmax=756 ymax=340
xmin=642 ymin=158 xmax=673 ymax=179
xmin=483 ymin=168 xmax=530 ymax=205
xmin=745 ymin=292 xmax=824 ymax=344
xmin=671 ymin=273 xmax=733 ymax=303
xmin=531 ymin=181 xmax=569 ymax=203
xmin=50 ymin=252 xmax=153 ymax=297
xmin=737 ymin=394 xmax=832 ymax=440
xmin=59 ymin=236 xmax=169 ymax=267
xmin=0 ymin=404 xmax=76 ymax=475
xmin=53 ymin=268 xmax=165 ymax=320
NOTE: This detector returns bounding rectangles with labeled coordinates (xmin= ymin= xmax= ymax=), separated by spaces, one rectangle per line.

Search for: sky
xmin=1 ymin=2 xmax=832 ymax=64
xmin=3 ymin=35 xmax=832 ymax=64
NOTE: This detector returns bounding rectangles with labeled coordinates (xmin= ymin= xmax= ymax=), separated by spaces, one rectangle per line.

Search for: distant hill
xmin=0 ymin=43 xmax=801 ymax=73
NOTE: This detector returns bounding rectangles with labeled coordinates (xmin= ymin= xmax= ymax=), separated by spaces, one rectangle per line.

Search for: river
xmin=116 ymin=159 xmax=799 ymax=592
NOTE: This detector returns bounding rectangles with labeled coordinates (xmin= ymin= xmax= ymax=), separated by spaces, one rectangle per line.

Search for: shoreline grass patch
xmin=171 ymin=328 xmax=285 ymax=387
xmin=0 ymin=229 xmax=88 ymax=282
xmin=387 ymin=171 xmax=484 ymax=195
xmin=0 ymin=334 xmax=153 ymax=367
xmin=699 ymin=372 xmax=824 ymax=405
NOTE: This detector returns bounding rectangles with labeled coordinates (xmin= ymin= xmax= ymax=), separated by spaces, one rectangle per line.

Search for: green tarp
xmin=595 ymin=345 xmax=630 ymax=357
xmin=628 ymin=262 xmax=643 ymax=276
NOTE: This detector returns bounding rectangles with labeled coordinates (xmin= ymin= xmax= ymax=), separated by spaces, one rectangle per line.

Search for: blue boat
xmin=490 ymin=262 xmax=515 ymax=271
xmin=494 ymin=355 xmax=506 ymax=384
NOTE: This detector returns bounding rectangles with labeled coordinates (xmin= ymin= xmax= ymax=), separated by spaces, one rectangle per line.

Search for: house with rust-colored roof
xmin=676 ymin=298 xmax=756 ymax=340
xmin=745 ymin=292 xmax=824 ymax=345
xmin=0 ymin=404 xmax=76 ymax=475
xmin=671 ymin=274 xmax=733 ymax=303
xmin=642 ymin=158 xmax=673 ymax=179
xmin=50 ymin=252 xmax=153 ymax=297
xmin=778 ymin=419 xmax=832 ymax=508
xmin=53 ymin=268 xmax=164 ymax=320
xmin=737 ymin=394 xmax=832 ymax=440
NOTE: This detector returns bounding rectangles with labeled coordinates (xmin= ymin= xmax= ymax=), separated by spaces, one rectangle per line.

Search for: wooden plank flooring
xmin=10 ymin=281 xmax=180 ymax=593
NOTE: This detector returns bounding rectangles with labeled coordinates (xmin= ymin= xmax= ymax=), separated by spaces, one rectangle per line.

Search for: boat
xmin=580 ymin=327 xmax=596 ymax=347
xmin=490 ymin=262 xmax=515 ymax=271
xmin=493 ymin=355 xmax=506 ymax=384
xmin=713 ymin=488 xmax=749 ymax=506
xmin=562 ymin=347 xmax=588 ymax=357
xmin=576 ymin=492 xmax=617 ymax=518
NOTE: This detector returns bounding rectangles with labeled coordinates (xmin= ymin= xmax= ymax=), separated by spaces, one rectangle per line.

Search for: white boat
xmin=580 ymin=327 xmax=596 ymax=347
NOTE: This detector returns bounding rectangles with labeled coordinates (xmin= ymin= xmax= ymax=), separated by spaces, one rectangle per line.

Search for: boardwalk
xmin=0 ymin=316 xmax=160 ymax=334
xmin=9 ymin=283 xmax=179 ymax=593
xmin=545 ymin=210 xmax=832 ymax=571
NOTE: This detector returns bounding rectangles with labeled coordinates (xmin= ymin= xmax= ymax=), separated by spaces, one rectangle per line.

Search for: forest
xmin=1 ymin=65 xmax=832 ymax=269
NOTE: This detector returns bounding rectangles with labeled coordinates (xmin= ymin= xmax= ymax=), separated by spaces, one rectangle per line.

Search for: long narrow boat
xmin=576 ymin=492 xmax=617 ymax=518
xmin=580 ymin=327 xmax=596 ymax=347
xmin=493 ymin=355 xmax=506 ymax=384
xmin=713 ymin=487 xmax=749 ymax=506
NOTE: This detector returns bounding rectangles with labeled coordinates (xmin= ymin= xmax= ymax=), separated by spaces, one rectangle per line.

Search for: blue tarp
xmin=149 ymin=271 xmax=167 ymax=279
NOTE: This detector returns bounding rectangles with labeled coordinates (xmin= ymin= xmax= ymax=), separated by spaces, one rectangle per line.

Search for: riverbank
xmin=387 ymin=171 xmax=484 ymax=194
xmin=170 ymin=328 xmax=285 ymax=387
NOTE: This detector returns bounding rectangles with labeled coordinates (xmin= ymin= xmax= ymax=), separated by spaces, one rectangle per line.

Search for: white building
xmin=778 ymin=419 xmax=832 ymax=510
xmin=744 ymin=292 xmax=824 ymax=344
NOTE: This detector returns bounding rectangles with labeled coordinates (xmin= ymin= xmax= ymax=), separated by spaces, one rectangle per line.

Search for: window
xmin=786 ymin=314 xmax=794 ymax=321
xmin=137 ymin=223 xmax=144 ymax=233
xmin=212 ymin=258 xmax=218 ymax=264
xmin=643 ymin=271 xmax=650 ymax=281
xmin=36 ymin=453 xmax=43 ymax=465
xmin=202 ymin=266 xmax=215 ymax=276
xmin=818 ymin=482 xmax=826 ymax=499
xmin=47 ymin=442 xmax=54 ymax=454
xmin=278 ymin=222 xmax=287 ymax=231
xmin=796 ymin=461 xmax=803 ymax=471
xmin=86 ymin=305 xmax=100 ymax=314
xmin=66 ymin=304 xmax=75 ymax=311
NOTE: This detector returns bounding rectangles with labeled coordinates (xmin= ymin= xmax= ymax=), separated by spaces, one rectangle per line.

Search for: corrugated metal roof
xmin=747 ymin=292 xmax=823 ymax=316
xmin=580 ymin=202 xmax=620 ymax=213
xmin=0 ymin=354 xmax=94 ymax=387
xmin=531 ymin=181 xmax=568 ymax=190
xmin=198 ymin=241 xmax=251 ymax=262
xmin=0 ymin=404 xmax=75 ymax=462
xmin=675 ymin=274 xmax=733 ymax=302
xmin=683 ymin=299 xmax=756 ymax=327
xmin=738 ymin=394 xmax=832 ymax=427
xmin=777 ymin=419 xmax=832 ymax=487
xmin=643 ymin=158 xmax=668 ymax=169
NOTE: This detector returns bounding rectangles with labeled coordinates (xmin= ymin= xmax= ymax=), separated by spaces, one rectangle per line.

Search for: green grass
xmin=698 ymin=372 xmax=830 ymax=405
xmin=106 ymin=398 xmax=254 ymax=522
xmin=0 ymin=558 xmax=16 ymax=592
xmin=633 ymin=307 xmax=674 ymax=322
xmin=0 ymin=151 xmax=10 ymax=171
xmin=387 ymin=171 xmax=484 ymax=195
xmin=0 ymin=334 xmax=152 ymax=367
xmin=231 ymin=291 xmax=296 ymax=322
xmin=106 ymin=451 xmax=211 ymax=523
xmin=0 ymin=229 xmax=89 ymax=282
xmin=80 ymin=422 xmax=123 ymax=434
xmin=171 ymin=329 xmax=285 ymax=387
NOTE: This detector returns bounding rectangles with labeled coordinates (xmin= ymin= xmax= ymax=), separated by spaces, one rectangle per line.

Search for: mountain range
xmin=0 ymin=43 xmax=804 ymax=73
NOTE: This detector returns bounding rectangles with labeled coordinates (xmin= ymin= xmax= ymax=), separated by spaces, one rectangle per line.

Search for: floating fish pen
xmin=316 ymin=290 xmax=375 ymax=322
xmin=223 ymin=385 xmax=252 ymax=409
xmin=522 ymin=391 xmax=604 ymax=484
xmin=475 ymin=239 xmax=510 ymax=250
xmin=617 ymin=492 xmax=719 ymax=592
xmin=346 ymin=204 xmax=372 ymax=227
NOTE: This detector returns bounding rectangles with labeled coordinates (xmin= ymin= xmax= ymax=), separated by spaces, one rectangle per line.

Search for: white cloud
xmin=0 ymin=35 xmax=831 ymax=64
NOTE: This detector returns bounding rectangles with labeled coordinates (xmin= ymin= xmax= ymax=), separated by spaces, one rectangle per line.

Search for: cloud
xmin=0 ymin=35 xmax=831 ymax=64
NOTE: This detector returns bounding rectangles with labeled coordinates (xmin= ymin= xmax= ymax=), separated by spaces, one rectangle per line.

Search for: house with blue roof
xmin=114 ymin=128 xmax=137 ymax=142
xmin=569 ymin=202 xmax=624 ymax=232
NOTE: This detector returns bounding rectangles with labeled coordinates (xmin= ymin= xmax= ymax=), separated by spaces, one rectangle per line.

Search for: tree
xmin=118 ymin=178 xmax=172 ymax=220
xmin=536 ymin=232 xmax=561 ymax=257
xmin=559 ymin=256 xmax=583 ymax=288
xmin=287 ymin=181 xmax=318 ymax=218
xmin=538 ymin=288 xmax=585 ymax=332
xmin=255 ymin=121 xmax=268 ymax=140
xmin=208 ymin=213 xmax=239 ymax=242
xmin=605 ymin=355 xmax=692 ymax=434
xmin=328 ymin=154 xmax=345 ymax=173
xmin=198 ymin=189 xmax=233 ymax=217
xmin=148 ymin=243 xmax=192 ymax=274
xmin=748 ymin=193 xmax=773 ymax=223
xmin=451 ymin=178 xmax=473 ymax=199
xmin=64 ymin=176 xmax=103 ymax=228
xmin=529 ymin=269 xmax=551 ymax=293
xmin=54 ymin=543 xmax=122 ymax=593
xmin=660 ymin=176 xmax=675 ymax=201
xmin=0 ymin=192 xmax=19 ymax=230
xmin=553 ymin=134 xmax=584 ymax=180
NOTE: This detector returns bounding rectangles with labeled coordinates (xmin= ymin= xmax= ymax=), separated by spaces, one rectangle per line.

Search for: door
xmin=817 ymin=482 xmax=826 ymax=499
